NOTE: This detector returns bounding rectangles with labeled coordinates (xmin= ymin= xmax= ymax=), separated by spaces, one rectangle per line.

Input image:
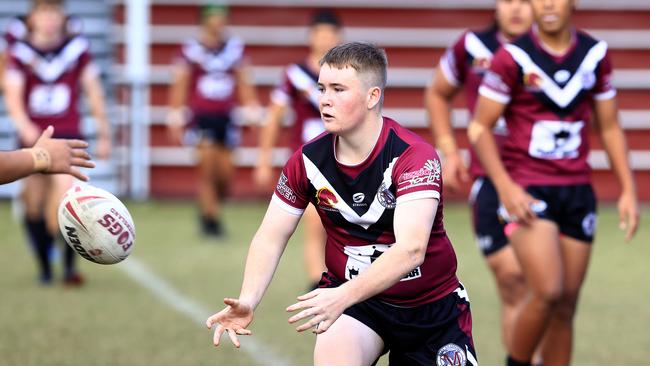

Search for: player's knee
xmin=496 ymin=269 xmax=526 ymax=306
xmin=531 ymin=282 xmax=564 ymax=308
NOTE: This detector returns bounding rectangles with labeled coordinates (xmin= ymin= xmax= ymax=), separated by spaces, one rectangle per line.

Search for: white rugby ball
xmin=58 ymin=185 xmax=135 ymax=265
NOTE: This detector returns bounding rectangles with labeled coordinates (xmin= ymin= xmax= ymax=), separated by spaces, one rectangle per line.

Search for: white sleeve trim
xmin=271 ymin=194 xmax=305 ymax=216
xmin=594 ymin=89 xmax=617 ymax=101
xmin=396 ymin=190 xmax=441 ymax=205
xmin=478 ymin=85 xmax=511 ymax=104
xmin=439 ymin=55 xmax=460 ymax=87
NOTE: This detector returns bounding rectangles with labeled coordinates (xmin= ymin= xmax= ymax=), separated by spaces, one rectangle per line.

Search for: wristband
xmin=24 ymin=147 xmax=51 ymax=172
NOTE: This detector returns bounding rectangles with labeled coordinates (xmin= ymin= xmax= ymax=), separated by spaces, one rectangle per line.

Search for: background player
xmin=469 ymin=0 xmax=639 ymax=364
xmin=0 ymin=126 xmax=93 ymax=184
xmin=425 ymin=0 xmax=533 ymax=355
xmin=255 ymin=10 xmax=342 ymax=289
xmin=206 ymin=42 xmax=477 ymax=366
xmin=3 ymin=0 xmax=111 ymax=285
xmin=166 ymin=4 xmax=261 ymax=237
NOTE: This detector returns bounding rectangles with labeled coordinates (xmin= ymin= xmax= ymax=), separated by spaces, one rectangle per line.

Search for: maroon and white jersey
xmin=479 ymin=28 xmax=616 ymax=186
xmin=1 ymin=16 xmax=82 ymax=54
xmin=273 ymin=117 xmax=460 ymax=307
xmin=176 ymin=37 xmax=245 ymax=118
xmin=6 ymin=36 xmax=92 ymax=137
xmin=439 ymin=24 xmax=508 ymax=178
xmin=270 ymin=61 xmax=324 ymax=151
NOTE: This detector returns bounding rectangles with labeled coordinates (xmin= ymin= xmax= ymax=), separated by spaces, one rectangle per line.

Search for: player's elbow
xmin=403 ymin=242 xmax=427 ymax=269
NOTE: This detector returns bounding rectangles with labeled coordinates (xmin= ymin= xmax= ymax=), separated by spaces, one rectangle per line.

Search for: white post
xmin=125 ymin=0 xmax=151 ymax=200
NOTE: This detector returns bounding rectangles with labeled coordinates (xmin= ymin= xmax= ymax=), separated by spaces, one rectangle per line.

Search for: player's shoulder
xmin=4 ymin=16 xmax=28 ymax=40
xmin=384 ymin=118 xmax=434 ymax=153
xmin=301 ymin=130 xmax=333 ymax=156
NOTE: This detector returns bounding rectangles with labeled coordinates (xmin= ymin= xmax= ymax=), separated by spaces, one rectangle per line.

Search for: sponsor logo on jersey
xmin=376 ymin=182 xmax=396 ymax=209
xmin=436 ymin=343 xmax=466 ymax=366
xmin=276 ymin=173 xmax=297 ymax=203
xmin=523 ymin=72 xmax=544 ymax=91
xmin=352 ymin=192 xmax=367 ymax=207
xmin=397 ymin=159 xmax=441 ymax=192
xmin=316 ymin=187 xmax=339 ymax=211
xmin=472 ymin=57 xmax=491 ymax=73
xmin=554 ymin=69 xmax=571 ymax=84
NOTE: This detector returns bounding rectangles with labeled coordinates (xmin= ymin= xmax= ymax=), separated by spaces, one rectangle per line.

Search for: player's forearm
xmin=339 ymin=241 xmax=426 ymax=306
xmin=257 ymin=105 xmax=284 ymax=166
xmin=236 ymin=66 xmax=260 ymax=107
xmin=86 ymin=81 xmax=111 ymax=138
xmin=600 ymin=125 xmax=636 ymax=194
xmin=0 ymin=149 xmax=40 ymax=184
xmin=471 ymin=125 xmax=513 ymax=191
xmin=426 ymin=87 xmax=458 ymax=157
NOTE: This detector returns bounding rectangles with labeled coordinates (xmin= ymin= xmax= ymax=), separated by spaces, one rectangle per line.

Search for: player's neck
xmin=535 ymin=25 xmax=573 ymax=56
xmin=335 ymin=113 xmax=383 ymax=166
xmin=200 ymin=31 xmax=223 ymax=48
xmin=30 ymin=32 xmax=63 ymax=49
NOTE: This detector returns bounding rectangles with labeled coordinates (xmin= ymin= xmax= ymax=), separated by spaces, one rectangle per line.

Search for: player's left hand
xmin=286 ymin=287 xmax=349 ymax=334
xmin=617 ymin=190 xmax=639 ymax=242
xmin=96 ymin=134 xmax=111 ymax=160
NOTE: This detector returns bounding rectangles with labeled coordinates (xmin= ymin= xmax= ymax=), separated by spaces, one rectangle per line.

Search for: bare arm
xmin=0 ymin=126 xmax=93 ymax=184
xmin=235 ymin=63 xmax=262 ymax=124
xmin=165 ymin=63 xmax=191 ymax=144
xmin=425 ymin=67 xmax=468 ymax=191
xmin=205 ymin=201 xmax=302 ymax=346
xmin=0 ymin=51 xmax=7 ymax=93
xmin=593 ymin=97 xmax=639 ymax=241
xmin=470 ymin=95 xmax=537 ymax=224
xmin=81 ymin=64 xmax=111 ymax=159
xmin=255 ymin=102 xmax=286 ymax=187
xmin=3 ymin=68 xmax=40 ymax=145
xmin=286 ymin=197 xmax=438 ymax=333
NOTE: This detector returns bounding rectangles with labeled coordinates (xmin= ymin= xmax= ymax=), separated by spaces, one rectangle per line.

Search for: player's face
xmin=309 ymin=24 xmax=342 ymax=57
xmin=495 ymin=0 xmax=533 ymax=39
xmin=530 ymin=0 xmax=574 ymax=35
xmin=318 ymin=64 xmax=369 ymax=134
xmin=203 ymin=12 xmax=228 ymax=35
xmin=29 ymin=5 xmax=65 ymax=36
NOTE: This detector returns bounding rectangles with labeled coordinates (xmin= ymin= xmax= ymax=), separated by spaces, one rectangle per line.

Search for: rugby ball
xmin=58 ymin=185 xmax=135 ymax=264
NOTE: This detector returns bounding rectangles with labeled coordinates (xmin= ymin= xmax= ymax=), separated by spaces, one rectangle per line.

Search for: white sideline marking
xmin=119 ymin=257 xmax=293 ymax=366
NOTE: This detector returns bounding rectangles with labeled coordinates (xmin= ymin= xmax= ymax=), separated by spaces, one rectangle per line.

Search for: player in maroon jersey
xmin=255 ymin=10 xmax=342 ymax=290
xmin=207 ymin=42 xmax=477 ymax=365
xmin=469 ymin=0 xmax=639 ymax=365
xmin=2 ymin=0 xmax=111 ymax=286
xmin=425 ymin=0 xmax=533 ymax=356
xmin=166 ymin=4 xmax=261 ymax=237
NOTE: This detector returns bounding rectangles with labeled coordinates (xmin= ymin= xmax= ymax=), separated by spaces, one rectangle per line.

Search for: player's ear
xmin=367 ymin=86 xmax=382 ymax=110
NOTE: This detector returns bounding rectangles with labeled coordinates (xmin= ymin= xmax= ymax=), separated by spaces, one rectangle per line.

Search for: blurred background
xmin=0 ymin=0 xmax=648 ymax=365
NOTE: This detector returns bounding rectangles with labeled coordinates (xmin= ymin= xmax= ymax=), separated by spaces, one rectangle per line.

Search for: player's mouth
xmin=541 ymin=14 xmax=559 ymax=24
xmin=321 ymin=112 xmax=335 ymax=121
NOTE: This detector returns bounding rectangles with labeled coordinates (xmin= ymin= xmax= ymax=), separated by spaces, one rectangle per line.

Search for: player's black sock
xmin=24 ymin=218 xmax=53 ymax=284
xmin=507 ymin=356 xmax=532 ymax=366
xmin=63 ymin=238 xmax=77 ymax=278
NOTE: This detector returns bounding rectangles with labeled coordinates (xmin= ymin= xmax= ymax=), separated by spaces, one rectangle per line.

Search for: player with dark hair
xmin=425 ymin=0 xmax=533 ymax=355
xmin=0 ymin=126 xmax=93 ymax=184
xmin=255 ymin=9 xmax=342 ymax=289
xmin=2 ymin=0 xmax=111 ymax=286
xmin=166 ymin=4 xmax=261 ymax=237
xmin=207 ymin=42 xmax=477 ymax=366
xmin=469 ymin=0 xmax=639 ymax=365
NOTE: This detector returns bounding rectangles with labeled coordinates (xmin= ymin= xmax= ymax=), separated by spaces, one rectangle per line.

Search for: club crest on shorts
xmin=436 ymin=343 xmax=466 ymax=366
xmin=582 ymin=212 xmax=597 ymax=237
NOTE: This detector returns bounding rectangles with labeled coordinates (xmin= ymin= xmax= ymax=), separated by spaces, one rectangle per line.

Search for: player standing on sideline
xmin=166 ymin=4 xmax=261 ymax=238
xmin=469 ymin=0 xmax=639 ymax=365
xmin=207 ymin=42 xmax=478 ymax=366
xmin=425 ymin=0 xmax=533 ymax=356
xmin=0 ymin=126 xmax=94 ymax=184
xmin=3 ymin=0 xmax=111 ymax=286
xmin=255 ymin=10 xmax=342 ymax=290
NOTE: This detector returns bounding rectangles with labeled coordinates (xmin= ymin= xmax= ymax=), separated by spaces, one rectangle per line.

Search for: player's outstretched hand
xmin=35 ymin=126 xmax=95 ymax=181
xmin=286 ymin=287 xmax=348 ymax=335
xmin=206 ymin=298 xmax=254 ymax=348
xmin=442 ymin=152 xmax=470 ymax=193
xmin=498 ymin=180 xmax=537 ymax=225
xmin=617 ymin=190 xmax=639 ymax=242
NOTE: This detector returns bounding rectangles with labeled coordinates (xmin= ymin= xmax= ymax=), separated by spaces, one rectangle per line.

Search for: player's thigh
xmin=558 ymin=235 xmax=592 ymax=301
xmin=22 ymin=174 xmax=47 ymax=217
xmin=486 ymin=245 xmax=526 ymax=303
xmin=471 ymin=178 xmax=509 ymax=257
xmin=44 ymin=174 xmax=74 ymax=234
xmin=509 ymin=219 xmax=563 ymax=299
xmin=314 ymin=314 xmax=384 ymax=366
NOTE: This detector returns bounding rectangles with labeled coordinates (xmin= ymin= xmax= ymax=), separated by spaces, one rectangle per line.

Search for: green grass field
xmin=0 ymin=199 xmax=648 ymax=365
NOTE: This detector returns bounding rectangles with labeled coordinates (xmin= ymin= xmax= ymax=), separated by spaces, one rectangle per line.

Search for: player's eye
xmin=317 ymin=85 xmax=325 ymax=93
xmin=334 ymin=87 xmax=344 ymax=92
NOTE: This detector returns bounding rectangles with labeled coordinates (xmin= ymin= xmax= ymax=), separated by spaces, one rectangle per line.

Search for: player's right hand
xmin=206 ymin=298 xmax=254 ymax=348
xmin=497 ymin=181 xmax=537 ymax=226
xmin=35 ymin=126 xmax=95 ymax=181
xmin=442 ymin=152 xmax=469 ymax=193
